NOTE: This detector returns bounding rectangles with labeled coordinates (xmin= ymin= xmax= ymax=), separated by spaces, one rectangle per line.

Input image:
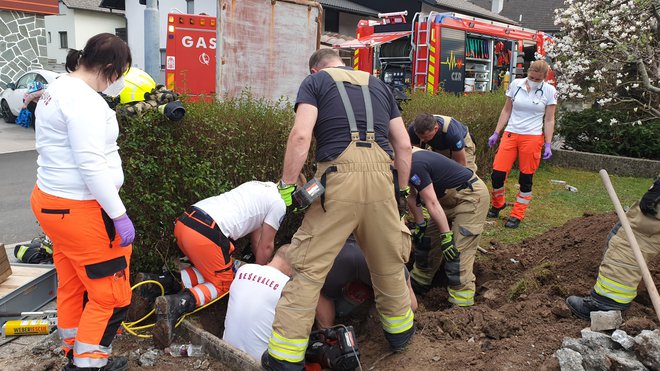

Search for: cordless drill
xmin=305 ymin=325 xmax=360 ymax=371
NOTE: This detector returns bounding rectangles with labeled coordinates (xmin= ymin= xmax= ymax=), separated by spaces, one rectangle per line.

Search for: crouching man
xmin=151 ymin=181 xmax=286 ymax=348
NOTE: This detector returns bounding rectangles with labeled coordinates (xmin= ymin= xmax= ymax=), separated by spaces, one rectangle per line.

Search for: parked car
xmin=1 ymin=69 xmax=61 ymax=123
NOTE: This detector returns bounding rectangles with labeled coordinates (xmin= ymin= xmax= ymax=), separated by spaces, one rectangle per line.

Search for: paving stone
xmin=555 ymin=348 xmax=585 ymax=371
xmin=613 ymin=329 xmax=636 ymax=350
xmin=590 ymin=310 xmax=623 ymax=331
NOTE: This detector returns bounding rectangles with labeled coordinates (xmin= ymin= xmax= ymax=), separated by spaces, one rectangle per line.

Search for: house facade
xmin=0 ymin=0 xmax=58 ymax=92
xmin=45 ymin=0 xmax=126 ymax=65
xmin=467 ymin=0 xmax=566 ymax=33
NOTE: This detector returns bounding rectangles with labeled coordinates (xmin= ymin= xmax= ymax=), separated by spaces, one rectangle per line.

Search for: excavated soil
xmin=3 ymin=212 xmax=658 ymax=370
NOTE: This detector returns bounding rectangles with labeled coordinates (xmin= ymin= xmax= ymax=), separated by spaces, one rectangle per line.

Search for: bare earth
xmin=2 ymin=212 xmax=658 ymax=370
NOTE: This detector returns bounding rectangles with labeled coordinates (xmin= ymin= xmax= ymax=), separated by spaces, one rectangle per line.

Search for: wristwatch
xmin=278 ymin=180 xmax=293 ymax=189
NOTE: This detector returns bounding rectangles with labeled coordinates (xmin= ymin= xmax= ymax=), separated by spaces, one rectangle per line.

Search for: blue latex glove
xmin=542 ymin=143 xmax=552 ymax=160
xmin=16 ymin=108 xmax=31 ymax=128
xmin=113 ymin=214 xmax=135 ymax=247
xmin=487 ymin=131 xmax=500 ymax=148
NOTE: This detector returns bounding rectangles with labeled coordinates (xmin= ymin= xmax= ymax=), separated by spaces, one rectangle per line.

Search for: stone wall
xmin=0 ymin=11 xmax=47 ymax=94
xmin=550 ymin=149 xmax=660 ymax=178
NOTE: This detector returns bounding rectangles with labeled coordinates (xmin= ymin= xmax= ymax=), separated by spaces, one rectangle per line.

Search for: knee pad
xmin=519 ymin=172 xmax=534 ymax=193
xmin=491 ymin=170 xmax=507 ymax=188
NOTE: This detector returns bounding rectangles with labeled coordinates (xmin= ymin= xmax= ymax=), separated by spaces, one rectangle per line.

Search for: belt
xmin=456 ymin=176 xmax=478 ymax=192
xmin=185 ymin=206 xmax=215 ymax=226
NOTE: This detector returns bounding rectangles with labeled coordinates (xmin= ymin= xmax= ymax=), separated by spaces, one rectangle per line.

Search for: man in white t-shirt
xmin=223 ymin=245 xmax=292 ymax=359
xmin=152 ymin=181 xmax=286 ymax=348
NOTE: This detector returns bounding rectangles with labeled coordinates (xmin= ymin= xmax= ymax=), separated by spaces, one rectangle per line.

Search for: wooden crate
xmin=0 ymin=243 xmax=13 ymax=284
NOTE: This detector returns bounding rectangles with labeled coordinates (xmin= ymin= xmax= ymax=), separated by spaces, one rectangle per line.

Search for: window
xmin=160 ymin=48 xmax=166 ymax=70
xmin=59 ymin=32 xmax=68 ymax=49
xmin=115 ymin=27 xmax=127 ymax=42
xmin=324 ymin=8 xmax=339 ymax=33
xmin=48 ymin=32 xmax=51 ymax=43
xmin=16 ymin=73 xmax=36 ymax=89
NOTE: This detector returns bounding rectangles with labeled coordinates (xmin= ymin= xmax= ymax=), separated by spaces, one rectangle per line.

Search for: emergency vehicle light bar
xmin=378 ymin=11 xmax=407 ymax=18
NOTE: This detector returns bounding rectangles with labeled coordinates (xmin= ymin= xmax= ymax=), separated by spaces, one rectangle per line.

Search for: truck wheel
xmin=1 ymin=100 xmax=16 ymax=124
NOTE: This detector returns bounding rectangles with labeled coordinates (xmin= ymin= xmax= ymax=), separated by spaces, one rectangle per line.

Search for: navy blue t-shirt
xmin=407 ymin=116 xmax=469 ymax=151
xmin=321 ymin=236 xmax=371 ymax=300
xmin=409 ymin=150 xmax=473 ymax=198
xmin=295 ymin=67 xmax=401 ymax=162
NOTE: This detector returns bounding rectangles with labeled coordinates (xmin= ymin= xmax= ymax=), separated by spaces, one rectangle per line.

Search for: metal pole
xmin=599 ymin=169 xmax=660 ymax=323
xmin=215 ymin=0 xmax=223 ymax=101
xmin=144 ymin=0 xmax=160 ymax=80
xmin=186 ymin=0 xmax=194 ymax=14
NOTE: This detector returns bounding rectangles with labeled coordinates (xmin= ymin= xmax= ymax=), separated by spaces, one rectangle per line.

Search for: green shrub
xmin=557 ymin=108 xmax=660 ymax=160
xmin=400 ymin=90 xmax=506 ymax=177
xmin=118 ymin=93 xmax=306 ymax=273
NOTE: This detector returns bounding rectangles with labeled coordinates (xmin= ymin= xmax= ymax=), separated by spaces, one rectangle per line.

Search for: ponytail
xmin=65 ymin=49 xmax=84 ymax=73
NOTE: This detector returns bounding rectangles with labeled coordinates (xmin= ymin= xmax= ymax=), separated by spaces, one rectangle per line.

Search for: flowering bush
xmin=549 ymin=0 xmax=659 ymax=120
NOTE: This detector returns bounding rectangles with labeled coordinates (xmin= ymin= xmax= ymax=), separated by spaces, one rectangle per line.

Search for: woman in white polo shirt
xmin=486 ymin=60 xmax=558 ymax=228
xmin=30 ymin=33 xmax=134 ymax=371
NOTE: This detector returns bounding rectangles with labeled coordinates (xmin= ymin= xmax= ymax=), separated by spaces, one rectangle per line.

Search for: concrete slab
xmin=0 ymin=118 xmax=35 ymax=154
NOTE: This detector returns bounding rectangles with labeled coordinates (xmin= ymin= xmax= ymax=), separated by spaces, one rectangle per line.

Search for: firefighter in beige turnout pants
xmin=407 ymin=148 xmax=489 ymax=306
xmin=567 ymin=176 xmax=660 ymax=319
xmin=264 ymin=49 xmax=414 ymax=370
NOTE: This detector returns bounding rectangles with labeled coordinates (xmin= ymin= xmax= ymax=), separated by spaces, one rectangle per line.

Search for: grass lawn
xmin=481 ymin=164 xmax=652 ymax=245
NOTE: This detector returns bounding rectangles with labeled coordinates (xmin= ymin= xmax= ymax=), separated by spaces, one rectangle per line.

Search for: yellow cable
xmin=121 ymin=279 xmax=228 ymax=338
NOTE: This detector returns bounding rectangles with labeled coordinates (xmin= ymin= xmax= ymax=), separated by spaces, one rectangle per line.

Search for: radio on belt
xmin=293 ymin=178 xmax=325 ymax=208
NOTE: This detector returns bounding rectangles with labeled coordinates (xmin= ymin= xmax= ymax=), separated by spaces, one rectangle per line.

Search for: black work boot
xmin=384 ymin=324 xmax=416 ymax=352
xmin=487 ymin=205 xmax=506 ymax=218
xmin=153 ymin=290 xmax=196 ymax=349
xmin=504 ymin=217 xmax=521 ymax=229
xmin=261 ymin=351 xmax=305 ymax=371
xmin=566 ymin=293 xmax=630 ymax=321
xmin=62 ymin=356 xmax=128 ymax=371
xmin=128 ymin=272 xmax=182 ymax=322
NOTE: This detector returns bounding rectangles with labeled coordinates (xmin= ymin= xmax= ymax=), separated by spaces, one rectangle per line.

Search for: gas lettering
xmin=181 ymin=36 xmax=217 ymax=50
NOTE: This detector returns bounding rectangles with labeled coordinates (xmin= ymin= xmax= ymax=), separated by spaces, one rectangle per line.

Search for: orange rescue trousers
xmin=30 ymin=186 xmax=131 ymax=369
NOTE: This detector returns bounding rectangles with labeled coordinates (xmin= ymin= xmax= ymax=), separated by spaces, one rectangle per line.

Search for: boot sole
xmin=153 ymin=297 xmax=174 ymax=349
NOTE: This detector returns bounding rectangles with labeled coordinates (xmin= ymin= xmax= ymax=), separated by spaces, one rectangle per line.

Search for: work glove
xmin=411 ymin=219 xmax=428 ymax=246
xmin=277 ymin=182 xmax=296 ymax=207
xmin=487 ymin=131 xmax=500 ymax=148
xmin=640 ymin=178 xmax=660 ymax=217
xmin=542 ymin=143 xmax=552 ymax=160
xmin=440 ymin=231 xmax=459 ymax=261
xmin=397 ymin=186 xmax=411 ymax=218
xmin=113 ymin=214 xmax=135 ymax=247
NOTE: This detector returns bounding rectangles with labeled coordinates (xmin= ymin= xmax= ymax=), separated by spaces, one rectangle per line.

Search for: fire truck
xmin=165 ymin=0 xmax=321 ymax=101
xmin=337 ymin=11 xmax=553 ymax=95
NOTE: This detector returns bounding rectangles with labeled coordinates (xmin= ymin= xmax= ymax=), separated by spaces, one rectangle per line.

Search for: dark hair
xmin=65 ymin=33 xmax=132 ymax=81
xmin=308 ymin=48 xmax=342 ymax=72
xmin=412 ymin=113 xmax=437 ymax=134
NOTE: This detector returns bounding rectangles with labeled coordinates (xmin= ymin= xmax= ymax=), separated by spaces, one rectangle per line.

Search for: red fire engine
xmin=337 ymin=11 xmax=553 ymax=95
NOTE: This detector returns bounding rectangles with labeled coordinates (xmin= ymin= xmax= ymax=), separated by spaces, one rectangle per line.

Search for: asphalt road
xmin=0 ymin=149 xmax=41 ymax=245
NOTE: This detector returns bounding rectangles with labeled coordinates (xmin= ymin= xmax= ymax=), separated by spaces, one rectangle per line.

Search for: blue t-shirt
xmin=409 ymin=150 xmax=473 ymax=198
xmin=407 ymin=116 xmax=469 ymax=151
xmin=295 ymin=67 xmax=401 ymax=162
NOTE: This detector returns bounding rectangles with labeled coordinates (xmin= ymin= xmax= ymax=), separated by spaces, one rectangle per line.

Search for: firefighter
xmin=408 ymin=113 xmax=478 ymax=172
xmin=151 ymin=181 xmax=286 ymax=348
xmin=263 ymin=49 xmax=414 ymax=370
xmin=30 ymin=33 xmax=133 ymax=370
xmin=566 ymin=176 xmax=660 ymax=319
xmin=487 ymin=60 xmax=557 ymax=229
xmin=406 ymin=148 xmax=489 ymax=306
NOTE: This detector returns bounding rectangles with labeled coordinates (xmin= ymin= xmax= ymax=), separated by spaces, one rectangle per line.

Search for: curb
xmin=180 ymin=319 xmax=262 ymax=370
xmin=551 ymin=149 xmax=660 ymax=178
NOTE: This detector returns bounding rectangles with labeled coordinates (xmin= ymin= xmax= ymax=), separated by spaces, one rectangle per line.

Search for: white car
xmin=1 ymin=69 xmax=60 ymax=123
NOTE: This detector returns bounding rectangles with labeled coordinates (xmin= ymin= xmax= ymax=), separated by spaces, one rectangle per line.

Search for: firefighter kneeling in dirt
xmin=406 ymin=148 xmax=489 ymax=306
xmin=566 ymin=175 xmax=660 ymax=319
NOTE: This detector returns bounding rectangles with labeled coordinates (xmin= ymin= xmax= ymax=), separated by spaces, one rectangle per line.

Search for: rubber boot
xmin=410 ymin=237 xmax=433 ymax=294
xmin=566 ymin=292 xmax=630 ymax=321
xmin=504 ymin=217 xmax=521 ymax=229
xmin=261 ymin=351 xmax=305 ymax=371
xmin=152 ymin=290 xmax=196 ymax=349
xmin=384 ymin=324 xmax=416 ymax=352
xmin=62 ymin=356 xmax=128 ymax=371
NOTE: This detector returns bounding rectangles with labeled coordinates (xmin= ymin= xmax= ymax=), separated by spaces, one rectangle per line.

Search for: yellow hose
xmin=121 ymin=279 xmax=227 ymax=338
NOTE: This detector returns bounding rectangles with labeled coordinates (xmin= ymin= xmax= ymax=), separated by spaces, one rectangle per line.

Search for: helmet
xmin=119 ymin=67 xmax=157 ymax=104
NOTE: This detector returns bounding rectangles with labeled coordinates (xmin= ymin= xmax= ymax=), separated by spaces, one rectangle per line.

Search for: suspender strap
xmin=179 ymin=211 xmax=232 ymax=264
xmin=334 ymin=82 xmax=359 ymax=140
xmin=362 ymin=85 xmax=374 ymax=140
xmin=319 ymin=165 xmax=338 ymax=212
xmin=433 ymin=115 xmax=452 ymax=134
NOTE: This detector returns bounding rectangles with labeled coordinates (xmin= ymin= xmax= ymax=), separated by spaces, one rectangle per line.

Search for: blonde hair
xmin=528 ymin=60 xmax=550 ymax=79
